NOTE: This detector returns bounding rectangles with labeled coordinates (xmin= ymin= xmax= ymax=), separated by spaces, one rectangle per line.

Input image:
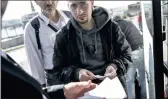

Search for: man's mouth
xmin=46 ymin=5 xmax=53 ymax=9
xmin=78 ymin=15 xmax=86 ymax=19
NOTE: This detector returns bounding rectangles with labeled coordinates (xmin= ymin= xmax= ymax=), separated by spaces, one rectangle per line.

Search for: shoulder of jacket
xmin=24 ymin=15 xmax=39 ymax=31
xmin=56 ymin=21 xmax=72 ymax=38
xmin=111 ymin=19 xmax=118 ymax=26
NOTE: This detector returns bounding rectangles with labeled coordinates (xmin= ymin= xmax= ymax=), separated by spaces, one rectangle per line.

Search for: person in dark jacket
xmin=1 ymin=55 xmax=96 ymax=99
xmin=1 ymin=1 xmax=96 ymax=99
xmin=52 ymin=0 xmax=132 ymax=91
xmin=113 ymin=15 xmax=146 ymax=99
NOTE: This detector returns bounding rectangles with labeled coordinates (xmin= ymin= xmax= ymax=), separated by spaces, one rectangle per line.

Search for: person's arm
xmin=46 ymin=80 xmax=96 ymax=99
xmin=24 ymin=23 xmax=45 ymax=85
xmin=108 ymin=21 xmax=132 ymax=76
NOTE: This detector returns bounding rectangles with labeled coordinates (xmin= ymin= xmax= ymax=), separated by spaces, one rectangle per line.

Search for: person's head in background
xmin=113 ymin=15 xmax=122 ymax=22
xmin=35 ymin=0 xmax=58 ymax=16
xmin=67 ymin=0 xmax=94 ymax=25
xmin=122 ymin=14 xmax=127 ymax=19
xmin=1 ymin=0 xmax=8 ymax=17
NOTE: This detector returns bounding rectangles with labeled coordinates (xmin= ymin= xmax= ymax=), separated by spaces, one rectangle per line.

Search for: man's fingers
xmin=105 ymin=68 xmax=111 ymax=74
xmin=89 ymin=83 xmax=96 ymax=89
xmin=104 ymin=71 xmax=117 ymax=77
xmin=86 ymin=71 xmax=95 ymax=77
xmin=105 ymin=66 xmax=116 ymax=76
xmin=79 ymin=71 xmax=91 ymax=81
xmin=75 ymin=80 xmax=92 ymax=88
xmin=105 ymin=71 xmax=117 ymax=79
xmin=106 ymin=68 xmax=114 ymax=73
xmin=75 ymin=80 xmax=96 ymax=91
xmin=77 ymin=83 xmax=96 ymax=97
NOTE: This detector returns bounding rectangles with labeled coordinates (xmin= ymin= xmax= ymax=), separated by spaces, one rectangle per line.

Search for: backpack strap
xmin=31 ymin=17 xmax=41 ymax=50
xmin=31 ymin=11 xmax=71 ymax=50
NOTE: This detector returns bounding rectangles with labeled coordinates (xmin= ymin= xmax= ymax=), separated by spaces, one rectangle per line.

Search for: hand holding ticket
xmin=92 ymin=75 xmax=107 ymax=83
xmin=78 ymin=77 xmax=127 ymax=99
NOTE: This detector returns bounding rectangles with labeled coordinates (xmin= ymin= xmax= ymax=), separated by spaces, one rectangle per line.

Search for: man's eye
xmin=80 ymin=2 xmax=86 ymax=6
xmin=70 ymin=4 xmax=77 ymax=8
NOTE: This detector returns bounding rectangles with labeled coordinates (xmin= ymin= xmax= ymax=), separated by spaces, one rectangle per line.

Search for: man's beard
xmin=42 ymin=8 xmax=55 ymax=17
xmin=77 ymin=19 xmax=88 ymax=24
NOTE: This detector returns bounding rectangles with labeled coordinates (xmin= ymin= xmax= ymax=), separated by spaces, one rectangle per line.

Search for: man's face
xmin=68 ymin=0 xmax=94 ymax=24
xmin=35 ymin=0 xmax=58 ymax=14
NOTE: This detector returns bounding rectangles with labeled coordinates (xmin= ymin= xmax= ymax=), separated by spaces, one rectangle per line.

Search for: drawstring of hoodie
xmin=80 ymin=32 xmax=87 ymax=63
xmin=94 ymin=32 xmax=98 ymax=54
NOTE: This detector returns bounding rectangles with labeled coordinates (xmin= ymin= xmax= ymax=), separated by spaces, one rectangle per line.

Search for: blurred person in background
xmin=113 ymin=15 xmax=146 ymax=99
xmin=24 ymin=0 xmax=71 ymax=86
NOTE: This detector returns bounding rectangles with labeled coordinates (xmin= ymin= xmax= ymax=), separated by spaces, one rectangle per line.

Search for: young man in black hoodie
xmin=52 ymin=0 xmax=132 ymax=91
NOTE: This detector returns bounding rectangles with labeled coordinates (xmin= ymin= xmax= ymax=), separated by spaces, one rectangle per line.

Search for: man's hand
xmin=104 ymin=64 xmax=117 ymax=79
xmin=64 ymin=80 xmax=96 ymax=99
xmin=78 ymin=69 xmax=95 ymax=81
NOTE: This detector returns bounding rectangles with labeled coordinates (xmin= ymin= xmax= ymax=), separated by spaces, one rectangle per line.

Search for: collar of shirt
xmin=38 ymin=9 xmax=69 ymax=26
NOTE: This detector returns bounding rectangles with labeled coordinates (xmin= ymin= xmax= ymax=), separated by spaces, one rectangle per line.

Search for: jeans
xmin=126 ymin=48 xmax=147 ymax=99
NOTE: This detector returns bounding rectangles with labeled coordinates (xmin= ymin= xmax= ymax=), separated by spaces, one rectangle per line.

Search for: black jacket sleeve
xmin=52 ymin=29 xmax=79 ymax=83
xmin=2 ymin=55 xmax=45 ymax=99
xmin=2 ymin=55 xmax=67 ymax=99
xmin=111 ymin=21 xmax=132 ymax=76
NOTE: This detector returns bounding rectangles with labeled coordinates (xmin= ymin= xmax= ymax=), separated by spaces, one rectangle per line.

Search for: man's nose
xmin=76 ymin=7 xmax=84 ymax=15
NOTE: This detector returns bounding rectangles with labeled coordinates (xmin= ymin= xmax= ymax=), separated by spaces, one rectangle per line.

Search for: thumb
xmin=77 ymin=81 xmax=96 ymax=97
xmin=75 ymin=80 xmax=92 ymax=89
xmin=105 ymin=66 xmax=113 ymax=74
xmin=86 ymin=70 xmax=95 ymax=77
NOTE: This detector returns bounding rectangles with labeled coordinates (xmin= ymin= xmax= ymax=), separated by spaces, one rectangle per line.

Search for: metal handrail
xmin=1 ymin=34 xmax=23 ymax=40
